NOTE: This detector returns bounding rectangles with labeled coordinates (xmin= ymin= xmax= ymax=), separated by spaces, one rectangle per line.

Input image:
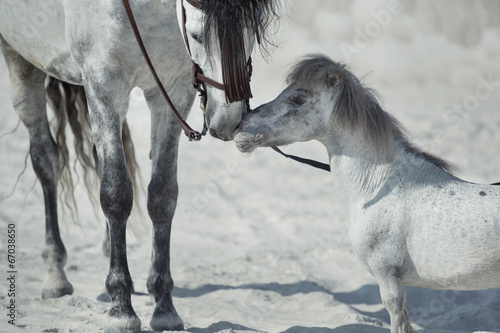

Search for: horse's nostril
xmin=209 ymin=128 xmax=218 ymax=138
xmin=209 ymin=128 xmax=231 ymax=141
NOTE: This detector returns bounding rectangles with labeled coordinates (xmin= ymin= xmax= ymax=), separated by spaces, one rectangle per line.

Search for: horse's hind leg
xmin=0 ymin=38 xmax=73 ymax=299
xmin=144 ymin=82 xmax=195 ymax=331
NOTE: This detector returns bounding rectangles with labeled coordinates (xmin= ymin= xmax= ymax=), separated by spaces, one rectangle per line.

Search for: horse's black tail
xmin=45 ymin=77 xmax=143 ymax=226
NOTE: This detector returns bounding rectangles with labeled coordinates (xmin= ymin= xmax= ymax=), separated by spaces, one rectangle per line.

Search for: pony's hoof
xmin=150 ymin=309 xmax=184 ymax=331
xmin=42 ymin=283 xmax=74 ymax=299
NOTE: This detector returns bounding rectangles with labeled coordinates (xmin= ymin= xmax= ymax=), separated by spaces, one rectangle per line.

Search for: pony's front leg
xmin=84 ymin=79 xmax=140 ymax=332
xmin=376 ymin=274 xmax=413 ymax=333
xmin=144 ymin=84 xmax=195 ymax=331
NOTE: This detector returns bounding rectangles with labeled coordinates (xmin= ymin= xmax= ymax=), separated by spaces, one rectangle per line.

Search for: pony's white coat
xmin=235 ymin=55 xmax=500 ymax=333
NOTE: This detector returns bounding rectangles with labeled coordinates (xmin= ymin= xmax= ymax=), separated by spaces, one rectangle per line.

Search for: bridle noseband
xmin=122 ymin=0 xmax=253 ymax=141
xmin=181 ymin=0 xmax=223 ymax=99
xmin=182 ymin=0 xmax=253 ymax=107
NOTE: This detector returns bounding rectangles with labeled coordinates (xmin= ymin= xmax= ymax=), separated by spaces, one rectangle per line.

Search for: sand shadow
xmin=281 ymin=324 xmax=389 ymax=333
xmin=174 ymin=281 xmax=500 ymax=332
xmin=138 ymin=321 xmax=259 ymax=333
xmin=332 ymin=284 xmax=500 ymax=332
xmin=186 ymin=321 xmax=261 ymax=333
xmin=173 ymin=280 xmax=332 ymax=298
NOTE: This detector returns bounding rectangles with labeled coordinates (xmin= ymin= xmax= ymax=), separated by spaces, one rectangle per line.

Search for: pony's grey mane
xmin=200 ymin=0 xmax=279 ymax=103
xmin=287 ymin=54 xmax=455 ymax=173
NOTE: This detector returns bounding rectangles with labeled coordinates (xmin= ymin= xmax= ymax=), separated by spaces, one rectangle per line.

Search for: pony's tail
xmin=45 ymin=77 xmax=144 ymax=232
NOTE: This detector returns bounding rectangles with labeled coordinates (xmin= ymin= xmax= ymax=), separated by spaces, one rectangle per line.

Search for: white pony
xmin=234 ymin=54 xmax=500 ymax=333
xmin=0 ymin=0 xmax=277 ymax=331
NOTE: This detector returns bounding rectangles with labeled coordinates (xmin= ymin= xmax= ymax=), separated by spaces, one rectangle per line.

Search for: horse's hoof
xmin=150 ymin=309 xmax=184 ymax=331
xmin=104 ymin=327 xmax=140 ymax=333
xmin=42 ymin=283 xmax=74 ymax=299
xmin=105 ymin=313 xmax=141 ymax=333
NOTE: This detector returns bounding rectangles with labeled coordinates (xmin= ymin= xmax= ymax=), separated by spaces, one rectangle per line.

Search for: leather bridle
xmin=182 ymin=0 xmax=225 ymax=91
xmin=122 ymin=0 xmax=252 ymax=141
xmin=182 ymin=0 xmax=253 ymax=103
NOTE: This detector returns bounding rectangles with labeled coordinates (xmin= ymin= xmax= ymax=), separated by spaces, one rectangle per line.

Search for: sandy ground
xmin=1 ymin=0 xmax=500 ymax=332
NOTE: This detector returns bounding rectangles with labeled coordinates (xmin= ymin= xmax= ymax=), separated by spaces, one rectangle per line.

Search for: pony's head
xmin=178 ymin=0 xmax=277 ymax=141
xmin=234 ymin=55 xmax=346 ymax=152
xmin=235 ymin=54 xmax=455 ymax=173
xmin=234 ymin=54 xmax=400 ymax=153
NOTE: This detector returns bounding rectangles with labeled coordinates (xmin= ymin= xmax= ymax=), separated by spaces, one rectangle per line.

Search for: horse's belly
xmin=0 ymin=0 xmax=82 ymax=84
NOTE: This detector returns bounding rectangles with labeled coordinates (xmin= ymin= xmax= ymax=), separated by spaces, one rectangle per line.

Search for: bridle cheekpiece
xmin=122 ymin=0 xmax=253 ymax=141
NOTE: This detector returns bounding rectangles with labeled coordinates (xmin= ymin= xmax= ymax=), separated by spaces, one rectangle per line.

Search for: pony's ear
xmin=328 ymin=72 xmax=341 ymax=87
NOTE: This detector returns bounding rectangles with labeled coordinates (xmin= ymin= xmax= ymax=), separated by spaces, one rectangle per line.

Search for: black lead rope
xmin=271 ymin=147 xmax=500 ymax=182
xmin=271 ymin=147 xmax=331 ymax=172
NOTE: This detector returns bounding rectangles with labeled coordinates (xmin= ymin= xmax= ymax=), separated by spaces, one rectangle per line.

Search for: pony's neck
xmin=321 ymin=133 xmax=390 ymax=213
xmin=321 ymin=132 xmax=451 ymax=214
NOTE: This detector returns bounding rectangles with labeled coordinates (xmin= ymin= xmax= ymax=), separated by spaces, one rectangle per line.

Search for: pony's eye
xmin=290 ymin=95 xmax=306 ymax=106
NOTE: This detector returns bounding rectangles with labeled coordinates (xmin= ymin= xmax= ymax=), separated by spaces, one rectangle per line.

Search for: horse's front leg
xmin=144 ymin=81 xmax=195 ymax=331
xmin=83 ymin=78 xmax=140 ymax=332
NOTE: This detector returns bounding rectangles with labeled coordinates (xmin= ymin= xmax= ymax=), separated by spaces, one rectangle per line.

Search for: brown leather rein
xmin=122 ymin=0 xmax=224 ymax=141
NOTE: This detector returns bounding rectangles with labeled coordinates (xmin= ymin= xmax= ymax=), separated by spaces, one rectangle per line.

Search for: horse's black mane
xmin=200 ymin=0 xmax=279 ymax=103
xmin=200 ymin=0 xmax=278 ymax=50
